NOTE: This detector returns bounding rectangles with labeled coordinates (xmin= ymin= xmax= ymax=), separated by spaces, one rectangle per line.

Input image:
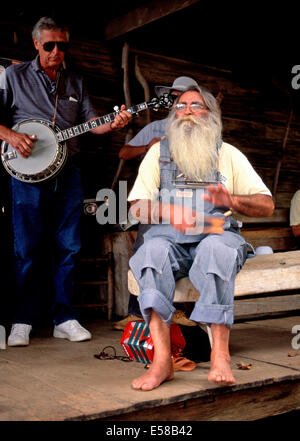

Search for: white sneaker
xmin=53 ymin=320 xmax=92 ymax=342
xmin=7 ymin=323 xmax=32 ymax=347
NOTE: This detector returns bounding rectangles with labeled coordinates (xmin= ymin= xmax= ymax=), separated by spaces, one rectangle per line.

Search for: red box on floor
xmin=120 ymin=321 xmax=185 ymax=364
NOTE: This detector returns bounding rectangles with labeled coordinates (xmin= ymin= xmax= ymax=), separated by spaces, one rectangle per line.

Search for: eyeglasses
xmin=42 ymin=41 xmax=69 ymax=52
xmin=175 ymin=102 xmax=207 ymax=111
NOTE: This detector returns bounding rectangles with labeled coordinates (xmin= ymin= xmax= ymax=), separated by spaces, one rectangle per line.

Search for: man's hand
xmin=168 ymin=203 xmax=197 ymax=233
xmin=110 ymin=104 xmax=132 ymax=130
xmin=129 ymin=200 xmax=225 ymax=234
xmin=204 ymin=182 xmax=274 ymax=217
xmin=7 ymin=130 xmax=36 ymax=158
xmin=168 ymin=204 xmax=224 ymax=235
xmin=203 ymin=182 xmax=233 ymax=208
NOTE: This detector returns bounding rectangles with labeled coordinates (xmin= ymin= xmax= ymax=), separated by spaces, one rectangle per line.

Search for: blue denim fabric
xmin=130 ymin=237 xmax=189 ymax=326
xmin=130 ymin=232 xmax=247 ymax=328
xmin=188 ymin=231 xmax=247 ymax=327
xmin=10 ymin=160 xmax=84 ymax=325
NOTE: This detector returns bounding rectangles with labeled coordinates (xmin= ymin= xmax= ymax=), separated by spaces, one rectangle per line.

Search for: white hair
xmin=166 ymin=87 xmax=223 ymax=182
xmin=170 ymin=85 xmax=222 ymax=125
xmin=32 ymin=17 xmax=69 ymax=41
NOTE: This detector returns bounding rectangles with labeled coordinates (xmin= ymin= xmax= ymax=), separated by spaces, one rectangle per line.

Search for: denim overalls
xmin=129 ymin=138 xmax=248 ymax=328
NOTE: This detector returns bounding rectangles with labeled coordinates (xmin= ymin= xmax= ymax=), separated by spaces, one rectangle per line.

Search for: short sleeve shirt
xmin=290 ymin=190 xmax=300 ymax=226
xmin=128 ymin=141 xmax=272 ymax=201
xmin=0 ymin=56 xmax=96 ymax=155
xmin=128 ymin=118 xmax=167 ymax=146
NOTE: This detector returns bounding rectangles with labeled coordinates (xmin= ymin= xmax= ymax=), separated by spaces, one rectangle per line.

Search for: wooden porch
xmin=0 ymin=313 xmax=299 ymax=421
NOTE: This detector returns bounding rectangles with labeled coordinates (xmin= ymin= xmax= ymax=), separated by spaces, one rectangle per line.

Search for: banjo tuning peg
xmin=150 ymin=97 xmax=159 ymax=111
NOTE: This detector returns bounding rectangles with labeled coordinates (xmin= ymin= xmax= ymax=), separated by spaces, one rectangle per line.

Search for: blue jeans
xmin=10 ymin=160 xmax=84 ymax=326
xmin=129 ymin=231 xmax=247 ymax=328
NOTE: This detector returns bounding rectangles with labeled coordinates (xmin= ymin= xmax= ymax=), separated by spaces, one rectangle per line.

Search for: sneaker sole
xmin=53 ymin=329 xmax=91 ymax=342
xmin=7 ymin=340 xmax=29 ymax=347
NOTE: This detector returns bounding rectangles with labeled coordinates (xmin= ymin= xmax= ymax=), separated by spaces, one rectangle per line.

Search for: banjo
xmin=1 ymin=94 xmax=173 ymax=183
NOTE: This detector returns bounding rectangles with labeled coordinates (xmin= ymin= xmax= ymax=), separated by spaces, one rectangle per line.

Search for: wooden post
xmin=135 ymin=55 xmax=151 ymax=124
xmin=272 ymin=106 xmax=293 ymax=203
xmin=111 ymin=231 xmax=137 ymax=317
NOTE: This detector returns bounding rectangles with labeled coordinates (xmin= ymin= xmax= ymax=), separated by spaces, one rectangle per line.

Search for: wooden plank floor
xmin=0 ymin=315 xmax=299 ymax=421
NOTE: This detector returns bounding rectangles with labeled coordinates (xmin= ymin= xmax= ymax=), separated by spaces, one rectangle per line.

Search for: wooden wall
xmin=70 ymin=40 xmax=300 ymax=209
xmin=0 ymin=14 xmax=299 ymax=318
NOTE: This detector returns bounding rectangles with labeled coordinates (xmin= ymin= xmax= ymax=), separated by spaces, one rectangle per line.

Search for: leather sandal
xmin=172 ymin=356 xmax=196 ymax=371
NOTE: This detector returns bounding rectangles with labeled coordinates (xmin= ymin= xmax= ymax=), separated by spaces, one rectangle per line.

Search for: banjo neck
xmin=1 ymin=94 xmax=173 ymax=183
xmin=56 ymin=101 xmax=157 ymax=142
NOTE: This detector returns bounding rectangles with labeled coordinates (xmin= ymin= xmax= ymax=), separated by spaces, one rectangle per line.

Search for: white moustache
xmin=180 ymin=115 xmax=198 ymax=123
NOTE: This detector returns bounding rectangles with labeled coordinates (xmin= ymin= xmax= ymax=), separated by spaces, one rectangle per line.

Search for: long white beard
xmin=166 ymin=113 xmax=222 ymax=182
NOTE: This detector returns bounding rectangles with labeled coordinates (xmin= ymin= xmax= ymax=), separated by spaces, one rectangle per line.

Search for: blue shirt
xmin=128 ymin=118 xmax=167 ymax=146
xmin=0 ymin=56 xmax=96 ymax=155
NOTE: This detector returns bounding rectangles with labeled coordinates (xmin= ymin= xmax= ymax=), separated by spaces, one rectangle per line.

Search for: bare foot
xmin=132 ymin=359 xmax=174 ymax=391
xmin=208 ymin=351 xmax=235 ymax=385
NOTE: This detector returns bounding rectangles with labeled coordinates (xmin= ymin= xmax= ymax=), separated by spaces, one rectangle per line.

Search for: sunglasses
xmin=42 ymin=41 xmax=69 ymax=52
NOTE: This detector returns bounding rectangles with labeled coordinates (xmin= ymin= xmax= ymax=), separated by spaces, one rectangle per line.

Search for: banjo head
xmin=1 ymin=119 xmax=67 ymax=183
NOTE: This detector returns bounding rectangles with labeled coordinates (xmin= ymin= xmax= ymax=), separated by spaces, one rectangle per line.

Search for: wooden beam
xmin=104 ymin=0 xmax=200 ymax=40
xmin=235 ymin=208 xmax=290 ymax=224
xmin=99 ymin=381 xmax=300 ymax=421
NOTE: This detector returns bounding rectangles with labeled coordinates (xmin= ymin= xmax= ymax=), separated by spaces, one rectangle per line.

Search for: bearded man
xmin=128 ymin=86 xmax=274 ymax=391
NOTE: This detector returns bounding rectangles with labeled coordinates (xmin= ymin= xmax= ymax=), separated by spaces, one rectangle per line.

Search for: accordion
xmin=120 ymin=320 xmax=186 ymax=364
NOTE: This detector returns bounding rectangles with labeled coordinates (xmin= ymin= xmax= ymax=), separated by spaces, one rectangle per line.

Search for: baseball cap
xmin=154 ymin=76 xmax=199 ymax=97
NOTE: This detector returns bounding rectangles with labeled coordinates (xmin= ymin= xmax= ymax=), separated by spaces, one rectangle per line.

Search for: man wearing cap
xmin=118 ymin=77 xmax=198 ymax=161
xmin=114 ymin=77 xmax=199 ymax=330
xmin=127 ymin=84 xmax=274 ymax=390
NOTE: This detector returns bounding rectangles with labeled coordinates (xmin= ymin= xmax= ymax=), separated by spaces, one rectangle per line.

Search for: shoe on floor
xmin=53 ymin=320 xmax=92 ymax=342
xmin=7 ymin=323 xmax=32 ymax=347
xmin=112 ymin=314 xmax=143 ymax=331
xmin=172 ymin=310 xmax=197 ymax=327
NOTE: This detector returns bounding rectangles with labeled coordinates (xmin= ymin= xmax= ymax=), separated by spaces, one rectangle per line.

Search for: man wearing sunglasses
xmin=0 ymin=16 xmax=131 ymax=347
xmin=127 ymin=86 xmax=274 ymax=391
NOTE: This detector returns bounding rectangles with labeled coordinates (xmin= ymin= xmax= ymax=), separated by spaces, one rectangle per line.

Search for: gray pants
xmin=129 ymin=231 xmax=247 ymax=328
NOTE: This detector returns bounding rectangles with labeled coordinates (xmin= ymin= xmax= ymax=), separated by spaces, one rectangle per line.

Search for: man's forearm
xmin=129 ymin=200 xmax=196 ymax=229
xmin=119 ymin=144 xmax=148 ymax=160
xmin=0 ymin=124 xmax=13 ymax=143
xmin=291 ymin=224 xmax=300 ymax=238
xmin=231 ymin=194 xmax=274 ymax=217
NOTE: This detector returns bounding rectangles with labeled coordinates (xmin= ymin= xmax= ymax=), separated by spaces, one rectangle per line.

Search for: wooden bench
xmin=128 ymin=250 xmax=300 ymax=319
xmin=128 ymin=209 xmax=300 ymax=321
